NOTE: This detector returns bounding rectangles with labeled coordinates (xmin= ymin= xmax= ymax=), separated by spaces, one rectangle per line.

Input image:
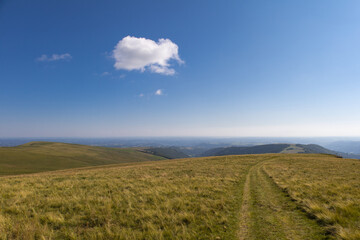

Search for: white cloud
xmin=139 ymin=93 xmax=144 ymax=97
xmin=155 ymin=89 xmax=163 ymax=95
xmin=112 ymin=36 xmax=183 ymax=75
xmin=150 ymin=65 xmax=175 ymax=75
xmin=37 ymin=53 xmax=72 ymax=62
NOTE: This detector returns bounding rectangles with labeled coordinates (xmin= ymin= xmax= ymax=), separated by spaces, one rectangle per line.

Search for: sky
xmin=1 ymin=0 xmax=360 ymax=137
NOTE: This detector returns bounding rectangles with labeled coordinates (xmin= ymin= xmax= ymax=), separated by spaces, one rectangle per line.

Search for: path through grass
xmin=0 ymin=156 xmax=261 ymax=239
xmin=264 ymin=155 xmax=360 ymax=239
xmin=0 ymin=154 xmax=358 ymax=239
xmin=238 ymin=158 xmax=327 ymax=240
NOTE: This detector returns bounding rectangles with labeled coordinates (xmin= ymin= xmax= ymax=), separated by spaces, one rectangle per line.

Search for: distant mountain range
xmin=141 ymin=147 xmax=190 ymax=159
xmin=145 ymin=144 xmax=360 ymax=160
xmin=201 ymin=144 xmax=291 ymax=156
xmin=2 ymin=137 xmax=360 ymax=156
xmin=1 ymin=138 xmax=360 ymax=160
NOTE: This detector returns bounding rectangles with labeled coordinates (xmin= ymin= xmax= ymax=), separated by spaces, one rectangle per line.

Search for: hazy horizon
xmin=2 ymin=135 xmax=360 ymax=139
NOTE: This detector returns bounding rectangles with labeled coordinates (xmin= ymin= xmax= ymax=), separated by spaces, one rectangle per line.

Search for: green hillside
xmin=142 ymin=147 xmax=190 ymax=159
xmin=0 ymin=141 xmax=164 ymax=176
xmin=201 ymin=143 xmax=341 ymax=157
xmin=201 ymin=144 xmax=289 ymax=156
xmin=1 ymin=154 xmax=359 ymax=239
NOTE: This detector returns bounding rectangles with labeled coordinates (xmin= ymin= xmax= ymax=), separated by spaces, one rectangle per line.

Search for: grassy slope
xmin=202 ymin=144 xmax=341 ymax=157
xmin=238 ymin=156 xmax=326 ymax=240
xmin=0 ymin=153 xmax=359 ymax=239
xmin=142 ymin=147 xmax=190 ymax=159
xmin=264 ymin=155 xmax=360 ymax=239
xmin=0 ymin=141 xmax=164 ymax=175
xmin=0 ymin=155 xmax=261 ymax=239
xmin=281 ymin=144 xmax=306 ymax=153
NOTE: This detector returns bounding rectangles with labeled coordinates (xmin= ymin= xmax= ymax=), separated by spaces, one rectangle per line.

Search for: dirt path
xmin=238 ymin=170 xmax=251 ymax=240
xmin=238 ymin=160 xmax=328 ymax=240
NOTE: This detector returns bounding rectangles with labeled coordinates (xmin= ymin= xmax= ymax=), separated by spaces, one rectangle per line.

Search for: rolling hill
xmin=201 ymin=144 xmax=290 ymax=156
xmin=0 ymin=154 xmax=359 ymax=239
xmin=141 ymin=147 xmax=190 ymax=159
xmin=200 ymin=143 xmax=348 ymax=157
xmin=138 ymin=143 xmax=360 ymax=160
xmin=0 ymin=141 xmax=164 ymax=176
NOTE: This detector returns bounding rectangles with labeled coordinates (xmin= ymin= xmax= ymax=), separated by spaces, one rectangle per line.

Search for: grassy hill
xmin=0 ymin=153 xmax=359 ymax=239
xmin=201 ymin=143 xmax=342 ymax=157
xmin=134 ymin=143 xmax=360 ymax=160
xmin=0 ymin=141 xmax=164 ymax=175
xmin=201 ymin=144 xmax=290 ymax=156
xmin=142 ymin=147 xmax=190 ymax=159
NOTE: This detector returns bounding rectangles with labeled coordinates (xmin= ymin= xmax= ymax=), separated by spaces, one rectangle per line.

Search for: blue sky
xmin=1 ymin=0 xmax=360 ymax=137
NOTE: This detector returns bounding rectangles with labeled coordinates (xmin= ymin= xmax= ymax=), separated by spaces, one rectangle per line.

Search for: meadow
xmin=0 ymin=156 xmax=260 ymax=239
xmin=264 ymin=155 xmax=360 ymax=240
xmin=0 ymin=152 xmax=359 ymax=239
xmin=0 ymin=142 xmax=163 ymax=175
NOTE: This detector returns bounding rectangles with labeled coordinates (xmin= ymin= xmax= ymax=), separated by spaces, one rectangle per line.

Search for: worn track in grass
xmin=0 ymin=153 xmax=349 ymax=239
xmin=238 ymin=159 xmax=329 ymax=240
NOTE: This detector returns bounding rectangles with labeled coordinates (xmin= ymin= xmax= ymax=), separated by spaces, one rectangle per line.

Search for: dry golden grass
xmin=1 ymin=153 xmax=359 ymax=239
xmin=0 ymin=156 xmax=263 ymax=239
xmin=238 ymin=157 xmax=327 ymax=240
xmin=264 ymin=154 xmax=360 ymax=239
xmin=0 ymin=142 xmax=163 ymax=176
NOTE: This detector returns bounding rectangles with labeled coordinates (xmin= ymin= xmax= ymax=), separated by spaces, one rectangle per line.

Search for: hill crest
xmin=0 ymin=141 xmax=163 ymax=176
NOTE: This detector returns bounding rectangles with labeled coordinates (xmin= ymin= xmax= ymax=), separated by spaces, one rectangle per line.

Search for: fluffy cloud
xmin=155 ymin=89 xmax=163 ymax=95
xmin=112 ymin=36 xmax=183 ymax=75
xmin=37 ymin=53 xmax=72 ymax=62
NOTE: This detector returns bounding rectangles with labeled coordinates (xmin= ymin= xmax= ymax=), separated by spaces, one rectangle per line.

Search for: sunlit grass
xmin=1 ymin=153 xmax=359 ymax=239
xmin=0 ymin=156 xmax=262 ymax=239
xmin=0 ymin=142 xmax=163 ymax=176
xmin=264 ymin=154 xmax=360 ymax=239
